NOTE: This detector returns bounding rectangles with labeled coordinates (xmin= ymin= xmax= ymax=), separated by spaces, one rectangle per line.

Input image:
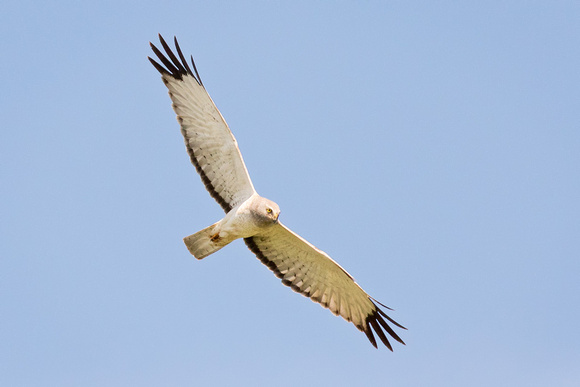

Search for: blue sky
xmin=2 ymin=1 xmax=579 ymax=386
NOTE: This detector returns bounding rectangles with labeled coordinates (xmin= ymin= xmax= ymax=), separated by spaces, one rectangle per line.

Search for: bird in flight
xmin=148 ymin=35 xmax=406 ymax=350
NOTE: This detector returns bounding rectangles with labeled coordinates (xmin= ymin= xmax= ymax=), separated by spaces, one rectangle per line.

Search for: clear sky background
xmin=2 ymin=1 xmax=579 ymax=386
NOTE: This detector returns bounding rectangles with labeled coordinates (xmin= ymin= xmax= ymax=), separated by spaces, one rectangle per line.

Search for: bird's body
xmin=184 ymin=193 xmax=280 ymax=259
xmin=149 ymin=35 xmax=406 ymax=350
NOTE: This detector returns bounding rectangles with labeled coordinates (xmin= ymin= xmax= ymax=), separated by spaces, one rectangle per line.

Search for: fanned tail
xmin=183 ymin=222 xmax=229 ymax=259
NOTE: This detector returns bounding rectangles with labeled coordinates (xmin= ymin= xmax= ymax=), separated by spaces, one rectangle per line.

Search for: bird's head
xmin=259 ymin=197 xmax=281 ymax=224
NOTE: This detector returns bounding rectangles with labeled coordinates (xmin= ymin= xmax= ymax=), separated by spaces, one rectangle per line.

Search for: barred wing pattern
xmin=149 ymin=35 xmax=256 ymax=212
xmin=245 ymin=223 xmax=406 ymax=350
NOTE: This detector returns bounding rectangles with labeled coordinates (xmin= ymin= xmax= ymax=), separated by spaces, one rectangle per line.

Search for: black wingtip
xmin=363 ymin=327 xmax=378 ymax=349
xmin=370 ymin=297 xmax=407 ymax=330
xmin=363 ymin=299 xmax=406 ymax=349
xmin=148 ymin=34 xmax=203 ymax=86
xmin=190 ymin=54 xmax=203 ymax=86
xmin=369 ymin=319 xmax=394 ymax=351
xmin=148 ymin=56 xmax=169 ymax=75
xmin=370 ymin=296 xmax=395 ymax=311
xmin=174 ymin=36 xmax=194 ymax=76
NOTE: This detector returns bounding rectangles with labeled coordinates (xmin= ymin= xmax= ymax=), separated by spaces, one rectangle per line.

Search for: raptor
xmin=149 ymin=35 xmax=406 ymax=350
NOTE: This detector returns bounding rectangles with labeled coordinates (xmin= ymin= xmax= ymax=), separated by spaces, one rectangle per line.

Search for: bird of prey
xmin=148 ymin=35 xmax=406 ymax=350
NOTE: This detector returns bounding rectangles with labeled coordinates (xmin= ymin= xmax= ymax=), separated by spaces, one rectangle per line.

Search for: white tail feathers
xmin=183 ymin=222 xmax=230 ymax=259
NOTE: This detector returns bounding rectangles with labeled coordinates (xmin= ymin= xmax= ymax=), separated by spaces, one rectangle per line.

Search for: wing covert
xmin=149 ymin=35 xmax=256 ymax=212
xmin=244 ymin=223 xmax=406 ymax=350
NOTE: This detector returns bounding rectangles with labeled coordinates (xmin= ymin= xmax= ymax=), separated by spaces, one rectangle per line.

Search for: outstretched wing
xmin=244 ymin=223 xmax=406 ymax=350
xmin=149 ymin=35 xmax=256 ymax=212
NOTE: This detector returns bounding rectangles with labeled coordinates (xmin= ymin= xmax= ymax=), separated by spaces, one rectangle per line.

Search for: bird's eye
xmin=266 ymin=208 xmax=272 ymax=213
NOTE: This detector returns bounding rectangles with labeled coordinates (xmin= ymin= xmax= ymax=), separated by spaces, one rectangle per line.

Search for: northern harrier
xmin=148 ymin=35 xmax=406 ymax=350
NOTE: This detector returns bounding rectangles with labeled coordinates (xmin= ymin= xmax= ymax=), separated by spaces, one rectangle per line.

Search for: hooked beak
xmin=275 ymin=211 xmax=280 ymax=221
